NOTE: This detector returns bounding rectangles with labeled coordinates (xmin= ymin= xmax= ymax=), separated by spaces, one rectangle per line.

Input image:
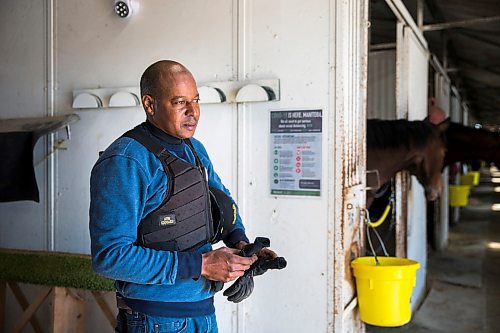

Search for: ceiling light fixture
xmin=114 ymin=0 xmax=138 ymax=18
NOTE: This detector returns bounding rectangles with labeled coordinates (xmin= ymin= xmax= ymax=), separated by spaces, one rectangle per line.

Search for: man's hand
xmin=234 ymin=239 xmax=278 ymax=259
xmin=201 ymin=247 xmax=256 ymax=283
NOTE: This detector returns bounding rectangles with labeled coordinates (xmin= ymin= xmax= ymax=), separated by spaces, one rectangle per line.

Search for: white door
xmin=396 ymin=23 xmax=429 ymax=309
xmin=332 ymin=1 xmax=369 ymax=332
xmin=432 ymin=74 xmax=452 ymax=249
xmin=239 ymin=0 xmax=369 ymax=332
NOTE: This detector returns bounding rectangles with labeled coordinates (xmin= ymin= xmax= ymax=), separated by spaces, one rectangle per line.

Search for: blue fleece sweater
xmin=89 ymin=122 xmax=248 ymax=317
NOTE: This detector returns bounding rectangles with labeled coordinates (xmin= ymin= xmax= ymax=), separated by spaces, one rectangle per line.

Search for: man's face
xmin=148 ymin=72 xmax=200 ymax=139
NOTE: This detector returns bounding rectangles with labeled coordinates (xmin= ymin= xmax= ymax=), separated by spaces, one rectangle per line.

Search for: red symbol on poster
xmin=296 ymin=168 xmax=301 ymax=173
xmin=296 ymin=162 xmax=301 ymax=167
xmin=296 ymin=156 xmax=301 ymax=161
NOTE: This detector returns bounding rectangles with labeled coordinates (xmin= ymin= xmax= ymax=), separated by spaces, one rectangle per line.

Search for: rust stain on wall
xmin=344 ymin=240 xmax=360 ymax=290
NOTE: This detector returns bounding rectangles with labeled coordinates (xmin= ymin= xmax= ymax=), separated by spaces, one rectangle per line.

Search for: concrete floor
xmin=367 ymin=166 xmax=500 ymax=333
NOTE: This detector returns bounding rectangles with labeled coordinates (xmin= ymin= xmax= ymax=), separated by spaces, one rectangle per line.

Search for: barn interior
xmin=0 ymin=0 xmax=499 ymax=332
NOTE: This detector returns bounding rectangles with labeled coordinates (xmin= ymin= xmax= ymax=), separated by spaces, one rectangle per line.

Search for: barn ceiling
xmin=370 ymin=0 xmax=500 ymax=127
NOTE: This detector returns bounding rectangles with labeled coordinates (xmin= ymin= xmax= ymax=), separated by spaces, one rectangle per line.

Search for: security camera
xmin=114 ymin=0 xmax=137 ymax=18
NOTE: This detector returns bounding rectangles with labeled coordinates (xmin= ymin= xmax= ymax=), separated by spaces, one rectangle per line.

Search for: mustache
xmin=183 ymin=118 xmax=198 ymax=126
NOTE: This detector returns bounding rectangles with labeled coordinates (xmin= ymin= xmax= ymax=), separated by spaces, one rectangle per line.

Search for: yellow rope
xmin=367 ymin=202 xmax=391 ymax=228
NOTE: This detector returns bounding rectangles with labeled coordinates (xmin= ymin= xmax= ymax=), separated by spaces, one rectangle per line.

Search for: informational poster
xmin=270 ymin=109 xmax=322 ymax=196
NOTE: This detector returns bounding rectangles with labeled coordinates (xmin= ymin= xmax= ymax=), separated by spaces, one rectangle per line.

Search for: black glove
xmin=223 ymin=273 xmax=254 ymax=303
xmin=209 ymin=237 xmax=269 ymax=294
xmin=239 ymin=237 xmax=270 ymax=257
xmin=223 ymin=255 xmax=287 ymax=303
xmin=223 ymin=237 xmax=287 ymax=303
xmin=248 ymin=255 xmax=287 ymax=277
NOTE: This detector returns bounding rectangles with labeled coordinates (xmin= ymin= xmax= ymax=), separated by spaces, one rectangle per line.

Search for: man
xmin=428 ymin=97 xmax=447 ymax=124
xmin=90 ymin=60 xmax=275 ymax=332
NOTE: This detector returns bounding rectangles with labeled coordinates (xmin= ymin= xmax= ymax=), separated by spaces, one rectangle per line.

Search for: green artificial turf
xmin=0 ymin=249 xmax=115 ymax=291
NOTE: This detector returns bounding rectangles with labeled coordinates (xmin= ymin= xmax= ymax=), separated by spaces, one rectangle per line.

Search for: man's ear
xmin=142 ymin=95 xmax=155 ymax=116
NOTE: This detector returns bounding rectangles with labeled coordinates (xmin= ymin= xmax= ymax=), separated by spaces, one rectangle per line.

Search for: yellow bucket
xmin=449 ymin=185 xmax=470 ymax=207
xmin=351 ymin=257 xmax=420 ymax=327
xmin=460 ymin=174 xmax=475 ymax=186
xmin=467 ymin=171 xmax=480 ymax=186
xmin=460 ymin=172 xmax=479 ymax=186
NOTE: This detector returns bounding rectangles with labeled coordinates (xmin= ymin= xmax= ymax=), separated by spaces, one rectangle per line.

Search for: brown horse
xmin=366 ymin=119 xmax=449 ymax=207
xmin=444 ymin=121 xmax=500 ymax=168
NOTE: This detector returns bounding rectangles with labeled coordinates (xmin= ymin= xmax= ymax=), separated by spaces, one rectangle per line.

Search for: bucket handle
xmin=363 ymin=208 xmax=389 ymax=265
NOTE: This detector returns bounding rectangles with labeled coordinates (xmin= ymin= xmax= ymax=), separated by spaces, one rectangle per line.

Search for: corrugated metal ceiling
xmin=370 ymin=0 xmax=500 ymax=127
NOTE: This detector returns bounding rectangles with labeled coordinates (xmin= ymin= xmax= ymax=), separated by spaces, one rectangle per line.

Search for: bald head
xmin=140 ymin=60 xmax=194 ymax=98
xmin=139 ymin=60 xmax=200 ymax=139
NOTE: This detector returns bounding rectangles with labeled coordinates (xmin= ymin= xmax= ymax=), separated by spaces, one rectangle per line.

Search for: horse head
xmin=409 ymin=119 xmax=449 ymax=201
xmin=367 ymin=119 xmax=449 ymax=204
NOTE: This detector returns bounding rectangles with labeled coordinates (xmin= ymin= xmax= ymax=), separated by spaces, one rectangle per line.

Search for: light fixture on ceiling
xmin=114 ymin=0 xmax=138 ymax=18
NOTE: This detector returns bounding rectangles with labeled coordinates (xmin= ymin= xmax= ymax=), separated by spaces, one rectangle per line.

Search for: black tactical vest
xmin=123 ymin=127 xmax=214 ymax=252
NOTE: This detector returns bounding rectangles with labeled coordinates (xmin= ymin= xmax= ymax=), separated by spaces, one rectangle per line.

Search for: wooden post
xmin=12 ymin=286 xmax=51 ymax=333
xmin=52 ymin=287 xmax=85 ymax=333
xmin=7 ymin=282 xmax=45 ymax=333
xmin=91 ymin=291 xmax=117 ymax=329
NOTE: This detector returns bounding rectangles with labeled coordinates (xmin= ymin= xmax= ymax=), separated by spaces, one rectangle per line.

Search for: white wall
xmin=1 ymin=1 xmax=239 ymax=331
xmin=367 ymin=50 xmax=397 ymax=120
xmin=238 ymin=1 xmax=331 ymax=331
xmin=0 ymin=0 xmax=50 ymax=250
xmin=54 ymin=0 xmax=238 ymax=254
